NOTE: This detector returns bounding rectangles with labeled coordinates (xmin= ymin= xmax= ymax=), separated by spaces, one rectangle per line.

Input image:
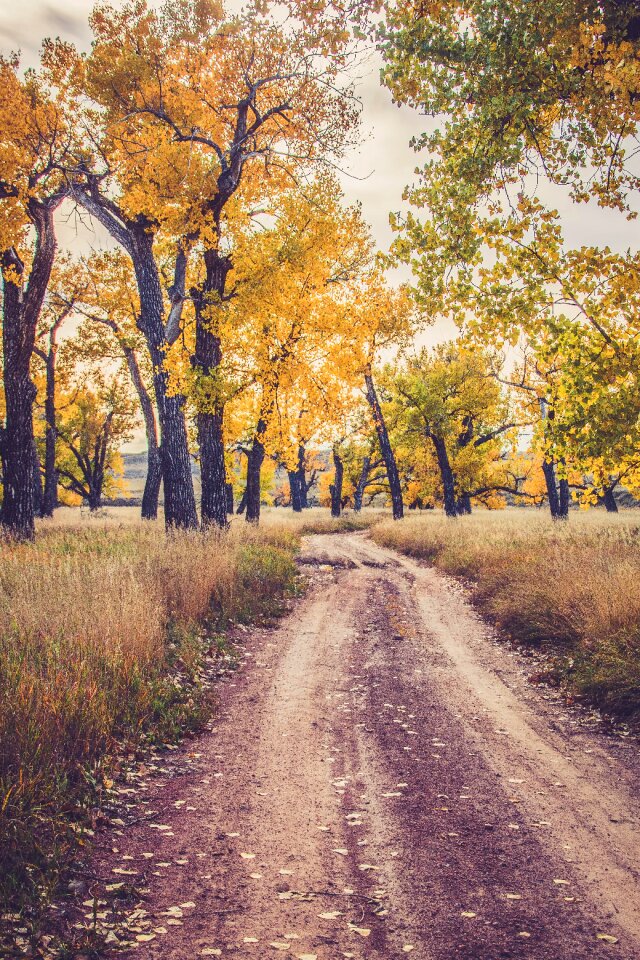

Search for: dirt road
xmin=88 ymin=532 xmax=640 ymax=959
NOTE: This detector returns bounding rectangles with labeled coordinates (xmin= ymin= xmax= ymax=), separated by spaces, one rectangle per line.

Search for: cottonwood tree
xmin=63 ymin=251 xmax=164 ymax=520
xmin=80 ymin=0 xmax=360 ymax=528
xmin=56 ymin=375 xmax=139 ymax=511
xmin=386 ymin=344 xmax=520 ymax=517
xmin=0 ymin=54 xmax=75 ymax=538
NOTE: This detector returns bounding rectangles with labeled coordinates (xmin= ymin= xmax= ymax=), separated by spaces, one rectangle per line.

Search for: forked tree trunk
xmin=74 ymin=192 xmax=197 ymax=531
xmin=364 ymin=366 xmax=403 ymax=520
xmin=192 ymin=249 xmax=231 ymax=529
xmin=245 ymin=420 xmax=266 ymax=524
xmin=330 ymin=448 xmax=344 ymax=518
xmin=456 ymin=492 xmax=472 ymax=515
xmin=130 ymin=227 xmax=197 ymax=530
xmin=432 ymin=434 xmax=457 ymax=518
xmin=353 ymin=455 xmax=371 ymax=513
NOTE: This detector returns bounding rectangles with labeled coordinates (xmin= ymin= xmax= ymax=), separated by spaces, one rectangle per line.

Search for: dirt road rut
xmin=91 ymin=532 xmax=640 ymax=960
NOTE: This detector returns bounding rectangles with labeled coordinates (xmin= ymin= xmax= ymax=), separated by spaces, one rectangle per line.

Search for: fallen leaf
xmin=136 ymin=934 xmax=156 ymax=943
xmin=596 ymin=934 xmax=619 ymax=944
xmin=348 ymin=925 xmax=371 ymax=937
xmin=249 ymin=873 xmax=263 ymax=880
xmin=243 ymin=938 xmax=259 ymax=944
xmin=318 ymin=911 xmax=343 ymax=920
xmin=505 ymin=894 xmax=522 ymax=900
xmin=200 ymin=950 xmax=222 ymax=957
xmin=402 ymin=947 xmax=415 ymax=953
xmin=270 ymin=942 xmax=291 ymax=951
xmin=333 ymin=848 xmax=348 ymax=856
xmin=240 ymin=853 xmax=256 ymax=860
xmin=297 ymin=955 xmax=318 ymax=960
xmin=553 ymin=879 xmax=569 ymax=886
xmin=461 ymin=911 xmax=477 ymax=918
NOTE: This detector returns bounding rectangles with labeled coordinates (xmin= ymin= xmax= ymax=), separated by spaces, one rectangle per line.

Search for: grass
xmin=0 ymin=517 xmax=300 ymax=926
xmin=372 ymin=509 xmax=640 ymax=724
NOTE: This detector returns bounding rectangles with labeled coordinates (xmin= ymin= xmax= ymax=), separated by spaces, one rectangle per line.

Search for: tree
xmin=56 ymin=377 xmax=139 ymax=512
xmin=80 ymin=0 xmax=360 ymax=528
xmin=0 ymin=55 xmax=73 ymax=538
xmin=386 ymin=344 xmax=519 ymax=517
xmin=63 ymin=252 xmax=164 ymax=520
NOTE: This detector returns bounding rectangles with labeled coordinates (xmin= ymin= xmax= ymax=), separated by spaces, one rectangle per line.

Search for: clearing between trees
xmin=44 ymin=529 xmax=640 ymax=960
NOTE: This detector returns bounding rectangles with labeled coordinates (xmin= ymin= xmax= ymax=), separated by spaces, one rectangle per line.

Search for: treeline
xmin=2 ymin=0 xmax=639 ymax=538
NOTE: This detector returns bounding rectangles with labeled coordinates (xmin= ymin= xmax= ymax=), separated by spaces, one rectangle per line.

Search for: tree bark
xmin=558 ymin=476 xmax=570 ymax=518
xmin=288 ymin=470 xmax=303 ymax=512
xmin=353 ymin=455 xmax=371 ymax=513
xmin=192 ymin=249 xmax=231 ymax=529
xmin=130 ymin=226 xmax=198 ymax=530
xmin=120 ymin=341 xmax=162 ymax=521
xmin=226 ymin=483 xmax=234 ymax=515
xmin=604 ymin=485 xmax=619 ymax=513
xmin=432 ymin=434 xmax=458 ymax=518
xmin=364 ymin=366 xmax=403 ymax=520
xmin=296 ymin=444 xmax=309 ymax=508
xmin=41 ymin=324 xmax=61 ymax=517
xmin=541 ymin=458 xmax=562 ymax=518
xmin=245 ymin=420 xmax=266 ymax=524
xmin=456 ymin=492 xmax=472 ymax=515
xmin=330 ymin=447 xmax=344 ymax=518
xmin=1 ymin=201 xmax=59 ymax=540
xmin=32 ymin=436 xmax=44 ymax=518
xmin=236 ymin=489 xmax=247 ymax=515
xmin=73 ymin=190 xmax=197 ymax=530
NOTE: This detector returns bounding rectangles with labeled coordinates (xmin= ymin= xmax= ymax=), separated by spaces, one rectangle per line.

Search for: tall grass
xmin=372 ymin=510 xmax=640 ymax=722
xmin=0 ymin=519 xmax=299 ymax=915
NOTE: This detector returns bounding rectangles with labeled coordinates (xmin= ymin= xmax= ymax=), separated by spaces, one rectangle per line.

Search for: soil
xmin=73 ymin=532 xmax=640 ymax=960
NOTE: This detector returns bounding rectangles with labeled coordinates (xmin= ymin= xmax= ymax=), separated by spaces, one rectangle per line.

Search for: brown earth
xmin=75 ymin=532 xmax=640 ymax=960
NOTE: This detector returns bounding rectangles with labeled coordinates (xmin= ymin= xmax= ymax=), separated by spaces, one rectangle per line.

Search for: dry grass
xmin=372 ymin=509 xmax=640 ymax=722
xmin=0 ymin=517 xmax=300 ymax=915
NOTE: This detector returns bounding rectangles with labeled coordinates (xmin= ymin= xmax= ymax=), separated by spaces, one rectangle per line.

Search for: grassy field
xmin=372 ymin=509 xmax=640 ymax=724
xmin=0 ymin=514 xmax=301 ymax=921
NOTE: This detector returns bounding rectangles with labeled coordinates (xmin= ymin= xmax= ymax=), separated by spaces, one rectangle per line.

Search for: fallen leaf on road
xmin=348 ymin=925 xmax=371 ymax=937
xmin=505 ymin=894 xmax=522 ymax=900
xmin=333 ymin=848 xmax=348 ymax=855
xmin=270 ymin=941 xmax=291 ymax=950
xmin=243 ymin=937 xmax=259 ymax=943
xmin=297 ymin=954 xmax=318 ymax=959
xmin=249 ymin=873 xmax=263 ymax=879
xmin=461 ymin=911 xmax=477 ymax=918
xmin=240 ymin=853 xmax=256 ymax=859
xmin=553 ymin=879 xmax=569 ymax=885
xmin=200 ymin=950 xmax=222 ymax=957
xmin=318 ymin=911 xmax=343 ymax=920
xmin=596 ymin=934 xmax=619 ymax=944
xmin=402 ymin=946 xmax=415 ymax=953
xmin=136 ymin=934 xmax=156 ymax=942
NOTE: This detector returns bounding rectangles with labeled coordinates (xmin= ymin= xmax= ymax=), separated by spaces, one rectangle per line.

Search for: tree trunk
xmin=121 ymin=341 xmax=162 ymax=521
xmin=1 ymin=202 xmax=58 ymax=540
xmin=558 ymin=476 xmax=570 ymax=518
xmin=226 ymin=483 xmax=234 ymax=515
xmin=41 ymin=320 xmax=62 ymax=517
xmin=364 ymin=367 xmax=403 ymax=520
xmin=541 ymin=458 xmax=561 ymax=518
xmin=288 ymin=470 xmax=303 ymax=512
xmin=141 ymin=445 xmax=163 ymax=521
xmin=192 ymin=249 xmax=231 ymax=529
xmin=456 ymin=492 xmax=472 ymax=515
xmin=32 ymin=436 xmax=44 ymax=517
xmin=245 ymin=421 xmax=266 ymax=524
xmin=236 ymin=489 xmax=247 ymax=515
xmin=330 ymin=448 xmax=344 ymax=518
xmin=130 ymin=228 xmax=197 ymax=530
xmin=604 ymin=485 xmax=619 ymax=513
xmin=432 ymin=434 xmax=457 ymax=518
xmin=354 ymin=455 xmax=371 ymax=513
xmin=296 ymin=444 xmax=309 ymax=508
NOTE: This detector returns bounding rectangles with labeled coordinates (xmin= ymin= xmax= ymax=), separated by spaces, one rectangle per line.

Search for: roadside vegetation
xmin=0 ymin=518 xmax=299 ymax=921
xmin=373 ymin=511 xmax=640 ymax=724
